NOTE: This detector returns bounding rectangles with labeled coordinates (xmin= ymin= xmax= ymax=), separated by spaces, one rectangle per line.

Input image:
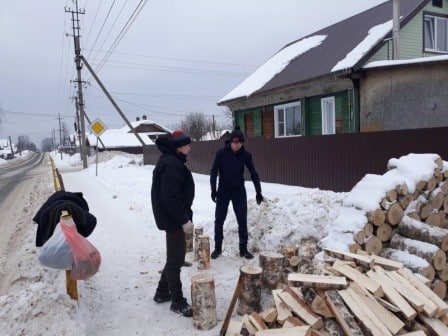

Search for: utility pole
xmin=66 ymin=0 xmax=88 ymax=168
xmin=57 ymin=114 xmax=63 ymax=159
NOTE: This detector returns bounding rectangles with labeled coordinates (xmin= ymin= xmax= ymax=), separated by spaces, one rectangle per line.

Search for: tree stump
xmin=197 ymin=235 xmax=210 ymax=270
xmin=191 ymin=272 xmax=217 ymax=330
xmin=237 ymin=264 xmax=262 ymax=315
xmin=184 ymin=222 xmax=194 ymax=252
xmin=194 ymin=226 xmax=203 ymax=261
xmin=259 ymin=251 xmax=284 ymax=289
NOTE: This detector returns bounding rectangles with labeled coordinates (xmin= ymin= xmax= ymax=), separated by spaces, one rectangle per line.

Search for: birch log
xmin=194 ymin=226 xmax=203 ymax=261
xmin=237 ymin=265 xmax=262 ymax=315
xmin=197 ymin=235 xmax=210 ymax=270
xmin=259 ymin=251 xmax=285 ymax=290
xmin=397 ymin=216 xmax=448 ymax=251
xmin=191 ymin=273 xmax=217 ymax=330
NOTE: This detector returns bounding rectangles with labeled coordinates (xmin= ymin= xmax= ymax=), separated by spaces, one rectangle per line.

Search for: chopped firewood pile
xmin=223 ymin=248 xmax=448 ymax=336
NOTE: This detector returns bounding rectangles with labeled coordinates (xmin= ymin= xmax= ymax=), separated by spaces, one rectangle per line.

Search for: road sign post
xmin=90 ymin=119 xmax=107 ymax=176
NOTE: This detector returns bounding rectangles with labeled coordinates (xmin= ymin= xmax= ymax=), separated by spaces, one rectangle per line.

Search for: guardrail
xmin=49 ymin=156 xmax=78 ymax=300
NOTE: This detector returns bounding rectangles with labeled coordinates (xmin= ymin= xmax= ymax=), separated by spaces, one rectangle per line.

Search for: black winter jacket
xmin=151 ymin=136 xmax=194 ymax=231
xmin=210 ymin=141 xmax=261 ymax=193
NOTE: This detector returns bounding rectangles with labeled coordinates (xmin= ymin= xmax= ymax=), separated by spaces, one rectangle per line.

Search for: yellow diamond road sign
xmin=90 ymin=118 xmax=107 ymax=137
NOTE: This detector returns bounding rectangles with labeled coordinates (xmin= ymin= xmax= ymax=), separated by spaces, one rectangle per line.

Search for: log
xmin=381 ymin=248 xmax=436 ymax=281
xmin=197 ymin=235 xmax=210 ymax=270
xmin=436 ymin=264 xmax=448 ymax=281
xmin=237 ymin=265 xmax=262 ymax=315
xmin=386 ymin=202 xmax=404 ymax=226
xmin=364 ymin=235 xmax=383 ymax=255
xmin=248 ymin=312 xmax=268 ymax=331
xmin=259 ymin=251 xmax=284 ymax=290
xmin=375 ymin=223 xmax=392 ymax=242
xmin=191 ymin=272 xmax=217 ymax=330
xmin=184 ymin=221 xmax=194 ymax=252
xmin=301 ymin=288 xmax=334 ymax=318
xmin=397 ymin=216 xmax=448 ymax=251
xmin=415 ymin=180 xmax=427 ymax=191
xmin=425 ymin=213 xmax=442 ymax=227
xmin=324 ymin=290 xmax=364 ymax=336
xmin=431 ymin=192 xmax=445 ymax=211
xmin=430 ymin=279 xmax=447 ymax=300
xmin=354 ymin=230 xmax=365 ymax=245
xmin=194 ymin=226 xmax=203 ymax=261
xmin=255 ymin=326 xmax=311 ymax=336
xmin=289 ymin=255 xmax=300 ymax=268
xmin=398 ymin=194 xmax=413 ymax=210
xmin=389 ymin=234 xmax=446 ymax=271
xmin=420 ymin=203 xmax=432 ymax=220
xmin=427 ymin=176 xmax=438 ymax=192
xmin=367 ymin=209 xmax=386 ymax=227
xmin=396 ymin=183 xmax=409 ymax=196
xmin=385 ymin=189 xmax=398 ymax=202
xmin=363 ymin=223 xmax=374 ymax=237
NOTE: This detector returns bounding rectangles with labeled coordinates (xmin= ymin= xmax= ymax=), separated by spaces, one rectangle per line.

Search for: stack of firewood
xmin=224 ymin=248 xmax=448 ymax=335
xmin=348 ymin=155 xmax=448 ymax=300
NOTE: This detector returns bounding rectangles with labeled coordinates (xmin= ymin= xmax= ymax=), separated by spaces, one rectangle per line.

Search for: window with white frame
xmin=321 ymin=97 xmax=335 ymax=135
xmin=424 ymin=14 xmax=448 ymax=53
xmin=274 ymin=102 xmax=301 ymax=137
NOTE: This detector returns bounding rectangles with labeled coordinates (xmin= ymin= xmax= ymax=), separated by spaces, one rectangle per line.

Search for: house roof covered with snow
xmin=219 ymin=0 xmax=429 ymax=104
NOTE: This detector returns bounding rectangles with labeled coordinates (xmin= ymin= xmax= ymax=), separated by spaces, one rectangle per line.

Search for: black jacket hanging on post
xmin=33 ymin=190 xmax=97 ymax=247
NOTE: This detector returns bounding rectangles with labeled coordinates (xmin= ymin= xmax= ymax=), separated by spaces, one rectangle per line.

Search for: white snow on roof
xmin=218 ymin=35 xmax=327 ymax=103
xmin=332 ymin=19 xmax=392 ymax=72
xmin=87 ymin=128 xmax=154 ymax=149
xmin=363 ymin=54 xmax=448 ymax=69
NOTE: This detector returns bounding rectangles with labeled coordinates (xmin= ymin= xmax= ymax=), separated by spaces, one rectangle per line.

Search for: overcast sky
xmin=0 ymin=0 xmax=387 ymax=147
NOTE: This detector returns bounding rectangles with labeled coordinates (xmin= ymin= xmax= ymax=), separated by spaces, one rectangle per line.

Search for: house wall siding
xmin=359 ymin=62 xmax=448 ymax=131
xmin=369 ymin=1 xmax=448 ymax=62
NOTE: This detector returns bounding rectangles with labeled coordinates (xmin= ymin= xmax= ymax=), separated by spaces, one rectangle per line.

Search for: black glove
xmin=256 ymin=192 xmax=264 ymax=205
xmin=211 ymin=190 xmax=217 ymax=203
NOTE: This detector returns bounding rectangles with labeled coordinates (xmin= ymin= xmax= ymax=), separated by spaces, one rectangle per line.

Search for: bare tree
xmin=41 ymin=138 xmax=53 ymax=152
xmin=179 ymin=112 xmax=209 ymax=141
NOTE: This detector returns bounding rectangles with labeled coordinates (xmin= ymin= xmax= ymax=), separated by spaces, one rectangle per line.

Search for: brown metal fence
xmin=143 ymin=126 xmax=448 ymax=192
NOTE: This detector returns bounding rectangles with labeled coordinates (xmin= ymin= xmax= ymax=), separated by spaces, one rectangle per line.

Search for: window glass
xmin=424 ymin=17 xmax=435 ymax=50
xmin=274 ymin=103 xmax=301 ymax=137
xmin=424 ymin=15 xmax=448 ymax=52
xmin=436 ymin=17 xmax=447 ymax=52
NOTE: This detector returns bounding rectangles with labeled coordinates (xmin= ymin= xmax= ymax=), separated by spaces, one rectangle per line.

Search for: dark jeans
xmin=157 ymin=228 xmax=186 ymax=302
xmin=214 ymin=187 xmax=248 ymax=245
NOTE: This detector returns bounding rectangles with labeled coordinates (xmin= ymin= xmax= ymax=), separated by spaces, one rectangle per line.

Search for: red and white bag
xmin=60 ymin=216 xmax=101 ymax=280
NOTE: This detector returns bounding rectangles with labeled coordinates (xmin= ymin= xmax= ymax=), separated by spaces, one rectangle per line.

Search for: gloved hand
xmin=211 ymin=190 xmax=217 ymax=203
xmin=256 ymin=192 xmax=264 ymax=205
xmin=182 ymin=220 xmax=193 ymax=233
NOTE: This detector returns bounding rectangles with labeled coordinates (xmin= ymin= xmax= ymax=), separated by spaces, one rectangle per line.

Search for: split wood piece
xmin=397 ymin=216 xmax=448 ymax=251
xmin=184 ymin=222 xmax=194 ymax=252
xmin=191 ymin=272 xmax=217 ymax=330
xmin=414 ymin=273 xmax=431 ymax=286
xmin=224 ymin=319 xmax=243 ymax=336
xmin=368 ymin=209 xmax=386 ymax=226
xmin=419 ymin=315 xmax=448 ymax=336
xmin=386 ymin=202 xmax=404 ymax=226
xmin=324 ymin=290 xmax=364 ymax=336
xmin=350 ymin=282 xmax=404 ymax=334
xmin=248 ymin=312 xmax=268 ymax=332
xmin=398 ymin=194 xmax=414 ymax=210
xmin=364 ymin=235 xmax=383 ymax=255
xmin=338 ymin=287 xmax=393 ymax=336
xmin=301 ymin=288 xmax=333 ymax=318
xmin=277 ymin=286 xmax=323 ymax=329
xmin=241 ymin=314 xmax=258 ymax=336
xmin=381 ymin=248 xmax=435 ymax=281
xmin=419 ymin=202 xmax=432 ymax=220
xmin=272 ymin=289 xmax=292 ymax=324
xmin=363 ymin=223 xmax=374 ymax=237
xmin=389 ymin=234 xmax=446 ymax=271
xmin=259 ymin=251 xmax=284 ymax=290
xmin=398 ymin=331 xmax=428 ymax=336
xmin=430 ymin=279 xmax=447 ymax=300
xmin=282 ymin=315 xmax=306 ymax=327
xmin=444 ymin=196 xmax=448 ymax=212
xmin=237 ymin=265 xmax=262 ymax=315
xmin=259 ymin=307 xmax=277 ymax=325
xmin=332 ymin=259 xmax=383 ymax=297
xmin=425 ymin=213 xmax=442 ymax=227
xmin=375 ymin=296 xmax=401 ymax=313
xmin=431 ymin=192 xmax=445 ymax=211
xmin=194 ymin=226 xmax=203 ymax=261
xmin=324 ymin=247 xmax=372 ymax=268
xmin=197 ymin=235 xmax=210 ymax=270
xmin=427 ymin=176 xmax=438 ymax=192
xmin=254 ymin=326 xmax=311 ymax=336
xmin=366 ymin=269 xmax=417 ymax=321
xmin=407 ymin=211 xmax=421 ymax=221
xmin=375 ymin=223 xmax=392 ymax=242
xmin=288 ymin=273 xmax=347 ymax=290
xmin=415 ymin=180 xmax=427 ymax=191
xmin=378 ymin=267 xmax=438 ymax=317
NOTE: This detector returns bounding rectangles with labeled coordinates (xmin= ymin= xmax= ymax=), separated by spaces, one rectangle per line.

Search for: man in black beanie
xmin=151 ymin=130 xmax=194 ymax=317
xmin=210 ymin=126 xmax=263 ymax=259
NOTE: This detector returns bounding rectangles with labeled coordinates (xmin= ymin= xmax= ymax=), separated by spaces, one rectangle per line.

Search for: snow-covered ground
xmin=0 ymin=150 xmax=444 ymax=335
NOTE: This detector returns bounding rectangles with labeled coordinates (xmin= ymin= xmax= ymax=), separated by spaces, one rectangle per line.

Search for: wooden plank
xmin=324 ymin=290 xmax=364 ymax=336
xmin=339 ymin=288 xmax=393 ymax=336
xmin=277 ymin=289 xmax=323 ymax=329
xmin=398 ymin=331 xmax=426 ymax=336
xmin=420 ymin=315 xmax=448 ymax=336
xmin=288 ymin=273 xmax=347 ymax=290
xmin=224 ymin=319 xmax=243 ymax=336
xmin=220 ymin=273 xmax=244 ymax=336
xmin=397 ymin=267 xmax=448 ymax=317
xmin=249 ymin=313 xmax=268 ymax=331
xmin=241 ymin=314 xmax=258 ymax=336
xmin=324 ymin=247 xmax=372 ymax=267
xmin=350 ymin=282 xmax=404 ymax=335
xmin=332 ymin=259 xmax=383 ymax=296
xmin=255 ymin=326 xmax=311 ymax=336
xmin=367 ymin=269 xmax=416 ymax=321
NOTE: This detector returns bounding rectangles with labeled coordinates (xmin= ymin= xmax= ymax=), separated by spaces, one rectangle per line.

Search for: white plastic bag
xmin=38 ymin=223 xmax=73 ymax=270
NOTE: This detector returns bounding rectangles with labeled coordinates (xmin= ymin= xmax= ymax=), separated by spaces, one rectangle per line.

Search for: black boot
xmin=239 ymin=244 xmax=254 ymax=259
xmin=211 ymin=242 xmax=222 ymax=259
